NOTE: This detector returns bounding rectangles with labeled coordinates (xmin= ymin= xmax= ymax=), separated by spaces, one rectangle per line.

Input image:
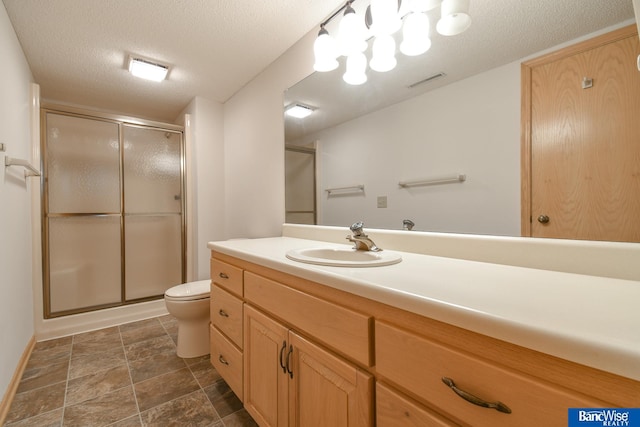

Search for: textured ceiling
xmin=285 ymin=0 xmax=637 ymax=140
xmin=3 ymin=0 xmax=637 ymax=124
xmin=2 ymin=0 xmax=344 ymax=122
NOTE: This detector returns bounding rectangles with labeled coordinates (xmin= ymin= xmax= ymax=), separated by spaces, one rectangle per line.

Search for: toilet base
xmin=176 ymin=318 xmax=210 ymax=358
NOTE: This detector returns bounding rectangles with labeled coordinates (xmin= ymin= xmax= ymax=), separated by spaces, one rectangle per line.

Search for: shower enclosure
xmin=42 ymin=108 xmax=185 ymax=318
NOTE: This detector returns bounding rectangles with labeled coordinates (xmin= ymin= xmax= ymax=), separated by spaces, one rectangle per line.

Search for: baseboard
xmin=0 ymin=335 xmax=36 ymax=425
xmin=36 ymin=300 xmax=169 ymax=341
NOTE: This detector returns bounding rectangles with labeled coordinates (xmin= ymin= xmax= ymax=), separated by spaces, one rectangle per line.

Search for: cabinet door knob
xmin=442 ymin=377 xmax=511 ymax=414
xmin=218 ymin=309 xmax=229 ymax=318
xmin=219 ymin=272 xmax=229 ymax=279
xmin=218 ymin=355 xmax=229 ymax=366
xmin=537 ymin=215 xmax=550 ymax=224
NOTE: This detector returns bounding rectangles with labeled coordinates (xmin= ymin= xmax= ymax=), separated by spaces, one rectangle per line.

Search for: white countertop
xmin=208 ymin=236 xmax=640 ymax=381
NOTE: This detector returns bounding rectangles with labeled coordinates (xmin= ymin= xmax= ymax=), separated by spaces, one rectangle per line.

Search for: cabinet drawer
xmin=210 ymin=325 xmax=243 ymax=401
xmin=211 ymin=258 xmax=243 ymax=297
xmin=375 ymin=321 xmax=605 ymax=427
xmin=376 ymin=382 xmax=456 ymax=427
xmin=245 ymin=272 xmax=372 ymax=366
xmin=210 ymin=284 xmax=244 ymax=349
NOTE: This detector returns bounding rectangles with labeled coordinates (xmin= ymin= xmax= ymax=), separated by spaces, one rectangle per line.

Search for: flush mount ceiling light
xmin=285 ymin=103 xmax=316 ymax=119
xmin=312 ymin=0 xmax=471 ymax=85
xmin=128 ymin=56 xmax=170 ymax=82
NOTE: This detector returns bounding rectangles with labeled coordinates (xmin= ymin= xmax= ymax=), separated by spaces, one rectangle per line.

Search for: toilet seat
xmin=164 ymin=280 xmax=210 ymax=301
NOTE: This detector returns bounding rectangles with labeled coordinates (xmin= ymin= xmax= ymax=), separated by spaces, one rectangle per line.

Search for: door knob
xmin=537 ymin=215 xmax=550 ymax=224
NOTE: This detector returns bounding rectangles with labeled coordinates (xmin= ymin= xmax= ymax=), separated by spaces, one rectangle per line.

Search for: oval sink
xmin=286 ymin=247 xmax=402 ymax=267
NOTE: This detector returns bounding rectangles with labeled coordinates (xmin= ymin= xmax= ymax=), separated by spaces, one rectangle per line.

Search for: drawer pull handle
xmin=218 ymin=355 xmax=229 ymax=366
xmin=279 ymin=341 xmax=287 ymax=373
xmin=218 ymin=309 xmax=229 ymax=318
xmin=286 ymin=345 xmax=294 ymax=379
xmin=219 ymin=272 xmax=229 ymax=279
xmin=441 ymin=377 xmax=511 ymax=414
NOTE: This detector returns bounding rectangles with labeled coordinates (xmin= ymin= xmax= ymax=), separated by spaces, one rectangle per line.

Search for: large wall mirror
xmin=284 ymin=0 xmax=637 ymax=242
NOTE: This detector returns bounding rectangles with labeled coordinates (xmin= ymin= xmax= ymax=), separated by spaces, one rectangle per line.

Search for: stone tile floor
xmin=4 ymin=315 xmax=258 ymax=427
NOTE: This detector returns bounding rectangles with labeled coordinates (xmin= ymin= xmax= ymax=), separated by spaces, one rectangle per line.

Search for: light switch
xmin=377 ymin=196 xmax=387 ymax=208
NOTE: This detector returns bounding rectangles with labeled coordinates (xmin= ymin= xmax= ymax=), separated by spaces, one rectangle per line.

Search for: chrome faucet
xmin=346 ymin=221 xmax=382 ymax=252
xmin=402 ymin=219 xmax=415 ymax=231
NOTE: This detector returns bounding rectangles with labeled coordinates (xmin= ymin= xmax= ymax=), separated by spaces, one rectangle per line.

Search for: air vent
xmin=408 ymin=72 xmax=446 ymax=89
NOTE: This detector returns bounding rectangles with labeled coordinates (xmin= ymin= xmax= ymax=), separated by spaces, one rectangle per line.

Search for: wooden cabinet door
xmin=244 ymin=305 xmax=289 ymax=427
xmin=288 ymin=331 xmax=373 ymax=427
xmin=525 ymin=27 xmax=640 ymax=242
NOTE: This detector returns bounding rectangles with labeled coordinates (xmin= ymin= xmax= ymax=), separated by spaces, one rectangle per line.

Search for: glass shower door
xmin=43 ymin=110 xmax=185 ymax=317
xmin=123 ymin=125 xmax=183 ymax=300
xmin=46 ymin=113 xmax=122 ymax=314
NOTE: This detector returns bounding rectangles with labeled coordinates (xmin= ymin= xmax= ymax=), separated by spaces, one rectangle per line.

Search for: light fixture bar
xmin=128 ymin=56 xmax=169 ymax=82
xmin=320 ymin=0 xmax=357 ymax=28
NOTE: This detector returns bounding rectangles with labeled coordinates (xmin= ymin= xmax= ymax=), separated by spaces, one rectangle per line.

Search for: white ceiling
xmin=2 ymin=0 xmax=344 ymax=122
xmin=3 ymin=0 xmax=637 ymax=125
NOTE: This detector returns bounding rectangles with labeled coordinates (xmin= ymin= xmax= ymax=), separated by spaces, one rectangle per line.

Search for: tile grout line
xmin=119 ymin=324 xmax=144 ymax=426
xmin=60 ymin=336 xmax=74 ymax=425
xmin=159 ymin=316 xmax=225 ymax=425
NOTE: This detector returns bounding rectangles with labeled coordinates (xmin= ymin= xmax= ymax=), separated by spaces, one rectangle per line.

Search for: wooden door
xmin=522 ymin=26 xmax=640 ymax=242
xmin=288 ymin=331 xmax=373 ymax=427
xmin=243 ymin=305 xmax=289 ymax=427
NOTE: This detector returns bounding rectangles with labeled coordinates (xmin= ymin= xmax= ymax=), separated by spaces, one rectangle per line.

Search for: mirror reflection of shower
xmin=285 ymin=144 xmax=317 ymax=225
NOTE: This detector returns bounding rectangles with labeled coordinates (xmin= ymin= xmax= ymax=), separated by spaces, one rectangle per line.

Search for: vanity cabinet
xmin=244 ymin=305 xmax=373 ymax=427
xmin=243 ymin=278 xmax=373 ymax=427
xmin=211 ymin=251 xmax=640 ymax=427
xmin=376 ymin=321 xmax=606 ymax=427
xmin=210 ymin=258 xmax=245 ymax=400
xmin=376 ymin=382 xmax=456 ymax=427
xmin=243 ymin=305 xmax=289 ymax=427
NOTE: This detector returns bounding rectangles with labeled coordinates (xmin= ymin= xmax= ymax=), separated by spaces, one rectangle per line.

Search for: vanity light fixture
xmin=285 ymin=103 xmax=316 ymax=119
xmin=436 ymin=0 xmax=472 ymax=36
xmin=128 ymin=56 xmax=170 ymax=82
xmin=312 ymin=0 xmax=471 ymax=84
xmin=313 ymin=26 xmax=339 ymax=72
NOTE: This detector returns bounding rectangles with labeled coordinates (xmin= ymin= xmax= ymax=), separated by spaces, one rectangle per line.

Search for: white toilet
xmin=164 ymin=280 xmax=211 ymax=358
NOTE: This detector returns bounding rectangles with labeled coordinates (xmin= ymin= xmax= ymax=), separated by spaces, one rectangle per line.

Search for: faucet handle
xmin=350 ymin=221 xmax=365 ymax=236
xmin=403 ymin=219 xmax=415 ymax=231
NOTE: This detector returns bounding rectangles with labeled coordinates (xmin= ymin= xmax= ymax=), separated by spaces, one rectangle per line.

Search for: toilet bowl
xmin=164 ymin=279 xmax=211 ymax=358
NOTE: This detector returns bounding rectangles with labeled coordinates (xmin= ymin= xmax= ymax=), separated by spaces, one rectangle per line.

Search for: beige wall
xmin=179 ymin=97 xmax=225 ymax=280
xmin=222 ymin=31 xmax=317 ymax=239
xmin=0 ymin=4 xmax=36 ymax=400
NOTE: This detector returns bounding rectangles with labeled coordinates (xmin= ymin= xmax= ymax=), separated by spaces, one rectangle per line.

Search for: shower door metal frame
xmin=40 ymin=105 xmax=186 ymax=318
xmin=285 ymin=144 xmax=317 ymax=225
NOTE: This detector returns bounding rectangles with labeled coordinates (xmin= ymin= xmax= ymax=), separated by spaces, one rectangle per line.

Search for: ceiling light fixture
xmin=312 ymin=0 xmax=471 ymax=84
xmin=285 ymin=103 xmax=316 ymax=119
xmin=128 ymin=56 xmax=170 ymax=82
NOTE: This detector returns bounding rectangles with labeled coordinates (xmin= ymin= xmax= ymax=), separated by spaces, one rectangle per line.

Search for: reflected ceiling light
xmin=369 ymin=0 xmax=402 ymax=36
xmin=343 ymin=52 xmax=368 ymax=85
xmin=408 ymin=0 xmax=442 ymax=12
xmin=312 ymin=0 xmax=470 ymax=84
xmin=285 ymin=103 xmax=316 ymax=119
xmin=436 ymin=0 xmax=472 ymax=36
xmin=370 ymin=34 xmax=397 ymax=72
xmin=128 ymin=56 xmax=169 ymax=82
xmin=400 ymin=12 xmax=431 ymax=56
